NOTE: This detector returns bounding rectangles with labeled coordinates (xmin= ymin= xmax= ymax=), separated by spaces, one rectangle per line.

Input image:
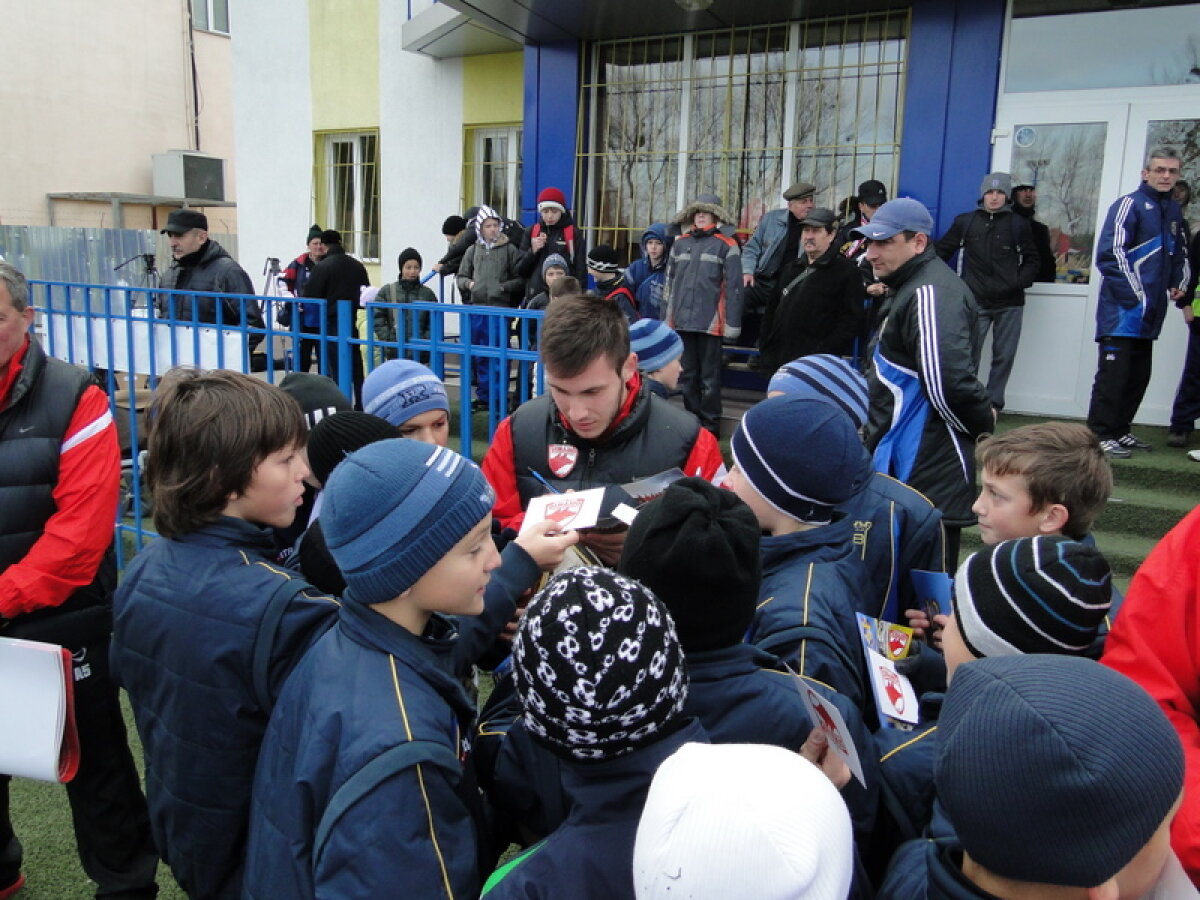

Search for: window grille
xmin=580 ymin=11 xmax=909 ymax=254
xmin=315 ymin=131 xmax=382 ymax=262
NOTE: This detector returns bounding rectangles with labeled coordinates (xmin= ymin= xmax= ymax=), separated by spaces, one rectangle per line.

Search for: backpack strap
xmin=313 ymin=740 xmax=463 ymax=868
xmin=250 ymin=577 xmax=310 ymax=712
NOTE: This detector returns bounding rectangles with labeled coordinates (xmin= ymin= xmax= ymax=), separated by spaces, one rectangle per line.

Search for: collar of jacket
xmin=880 ymin=244 xmax=938 ymax=289
xmin=175 ymin=514 xmax=278 ymax=553
xmin=925 ymin=840 xmax=999 ymax=899
xmin=558 ymin=718 xmax=708 ymax=824
xmin=684 ymin=642 xmax=784 ymax=681
xmin=808 ymin=242 xmax=845 ymax=268
xmin=175 ymin=241 xmax=212 ymax=268
xmin=552 ymin=370 xmax=646 ymax=448
xmin=0 ymin=335 xmax=36 ymax=412
xmin=335 ymin=599 xmax=475 ymax=721
xmin=760 ymin=514 xmax=855 ymax=571
xmin=687 ymin=226 xmax=719 ymax=238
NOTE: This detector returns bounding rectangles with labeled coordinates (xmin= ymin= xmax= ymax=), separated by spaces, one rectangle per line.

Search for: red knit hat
xmin=537 ymin=187 xmax=567 ymax=213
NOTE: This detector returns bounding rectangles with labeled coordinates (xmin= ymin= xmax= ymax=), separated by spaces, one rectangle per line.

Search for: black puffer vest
xmin=1 ymin=340 xmax=114 ymax=638
xmin=510 ymin=381 xmax=699 ymax=505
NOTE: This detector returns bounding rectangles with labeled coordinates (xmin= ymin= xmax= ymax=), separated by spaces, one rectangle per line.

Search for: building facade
xmin=231 ymin=0 xmax=1200 ymax=424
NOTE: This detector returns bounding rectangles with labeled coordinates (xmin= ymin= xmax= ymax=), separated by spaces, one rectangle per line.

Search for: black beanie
xmin=306 ymin=411 xmax=397 ymax=486
xmin=278 ymin=372 xmax=352 ymax=430
xmin=397 ymin=247 xmax=422 ymax=273
xmin=618 ymin=477 xmax=761 ymax=652
xmin=307 ymin=223 xmax=323 ymax=241
xmin=320 ymin=229 xmax=342 ymax=246
xmin=586 ymin=244 xmax=621 ymax=273
xmin=441 ymin=215 xmax=466 ymax=236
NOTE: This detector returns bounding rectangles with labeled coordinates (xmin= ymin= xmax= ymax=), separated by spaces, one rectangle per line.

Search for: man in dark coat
xmin=302 ymin=229 xmax=370 ymax=403
xmin=857 ymin=199 xmax=994 ymax=565
xmin=1010 ymin=183 xmax=1057 ymax=283
xmin=935 ymin=172 xmax=1040 ymax=412
xmin=758 ymin=207 xmax=865 ymax=374
xmin=156 ymin=208 xmax=263 ymax=333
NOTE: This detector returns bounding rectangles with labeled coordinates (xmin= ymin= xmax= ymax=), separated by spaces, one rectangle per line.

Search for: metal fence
xmin=29 ymin=279 xmax=542 ymax=566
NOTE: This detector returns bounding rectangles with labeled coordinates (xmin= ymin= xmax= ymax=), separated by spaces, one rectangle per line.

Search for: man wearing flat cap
xmin=758 ymin=207 xmax=865 ymax=375
xmin=742 ymin=182 xmax=817 ymax=347
xmin=855 ymin=198 xmax=993 ymax=562
xmin=155 ymin=208 xmax=262 ymax=334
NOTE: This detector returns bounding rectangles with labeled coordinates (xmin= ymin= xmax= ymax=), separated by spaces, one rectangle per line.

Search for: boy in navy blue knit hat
xmin=629 ymin=317 xmax=684 ymax=398
xmin=245 ymin=440 xmax=576 ymax=898
xmin=767 ymin=354 xmax=947 ymax=623
xmin=726 ymin=393 xmax=873 ymax=709
xmin=881 ymin=654 xmax=1192 ymax=898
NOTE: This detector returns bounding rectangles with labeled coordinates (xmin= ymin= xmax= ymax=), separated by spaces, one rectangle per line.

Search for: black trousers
xmin=1086 ymin=337 xmax=1154 ymax=440
xmin=1171 ymin=319 xmax=1200 ymax=434
xmin=679 ymin=331 xmax=724 ymax=435
xmin=0 ymin=635 xmax=158 ymax=899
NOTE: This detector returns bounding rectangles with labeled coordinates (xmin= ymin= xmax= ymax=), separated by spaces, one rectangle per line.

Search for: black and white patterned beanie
xmin=512 ymin=566 xmax=688 ymax=762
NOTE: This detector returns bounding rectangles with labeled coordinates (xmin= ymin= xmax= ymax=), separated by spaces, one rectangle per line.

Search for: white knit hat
xmin=633 ymin=742 xmax=853 ymax=900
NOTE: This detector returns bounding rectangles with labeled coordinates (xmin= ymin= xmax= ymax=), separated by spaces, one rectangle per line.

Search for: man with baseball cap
xmin=742 ymin=181 xmax=818 ymax=348
xmin=155 ymin=208 xmax=262 ymax=334
xmin=854 ymin=197 xmax=993 ymax=563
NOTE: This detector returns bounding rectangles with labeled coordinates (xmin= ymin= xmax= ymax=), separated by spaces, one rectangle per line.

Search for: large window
xmin=316 ymin=131 xmax=381 ymax=262
xmin=463 ymin=126 xmax=522 ymax=220
xmin=191 ymin=0 xmax=229 ymax=34
xmin=581 ymin=12 xmax=908 ymax=252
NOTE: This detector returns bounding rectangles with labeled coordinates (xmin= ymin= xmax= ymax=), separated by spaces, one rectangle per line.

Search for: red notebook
xmin=0 ymin=636 xmax=81 ymax=783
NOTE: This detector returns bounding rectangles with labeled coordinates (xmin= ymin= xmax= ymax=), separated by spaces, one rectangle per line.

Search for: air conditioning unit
xmin=152 ymin=150 xmax=226 ymax=201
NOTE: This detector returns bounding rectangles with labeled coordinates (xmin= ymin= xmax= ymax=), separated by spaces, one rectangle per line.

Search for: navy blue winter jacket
xmin=1095 ymin=180 xmax=1190 ymax=341
xmin=480 ymin=720 xmax=708 ymax=899
xmin=749 ymin=516 xmax=874 ymax=711
xmin=879 ymin=837 xmax=992 ymax=899
xmin=245 ymin=600 xmax=483 ymax=899
xmin=110 ymin=517 xmax=338 ymax=900
xmin=838 ymin=452 xmax=946 ymax=624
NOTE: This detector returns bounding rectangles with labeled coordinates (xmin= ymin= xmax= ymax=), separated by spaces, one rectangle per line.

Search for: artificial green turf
xmin=8 ymin=694 xmax=185 ymax=899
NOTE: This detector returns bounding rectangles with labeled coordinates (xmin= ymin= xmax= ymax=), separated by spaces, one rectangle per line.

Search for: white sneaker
xmin=1189 ymin=449 xmax=1200 ymax=463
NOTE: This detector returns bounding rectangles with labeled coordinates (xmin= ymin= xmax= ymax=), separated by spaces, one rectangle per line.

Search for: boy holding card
xmin=768 ymin=354 xmax=947 ymax=623
xmin=873 ymin=535 xmax=1113 ymax=855
xmin=617 ymin=477 xmax=880 ymax=842
xmin=725 ymin=394 xmax=873 ymax=709
xmin=880 ymin=655 xmax=1194 ymax=899
xmin=909 ymin=421 xmax=1114 ymax=642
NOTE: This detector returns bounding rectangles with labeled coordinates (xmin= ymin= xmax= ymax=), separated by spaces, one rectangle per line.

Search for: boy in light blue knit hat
xmin=361 ymin=358 xmax=450 ymax=445
xmin=629 ymin=317 xmax=684 ymax=398
xmin=245 ymin=439 xmax=577 ymax=899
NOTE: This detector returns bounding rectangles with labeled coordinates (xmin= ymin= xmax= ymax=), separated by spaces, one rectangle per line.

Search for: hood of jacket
xmin=639 ymin=223 xmax=675 ymax=261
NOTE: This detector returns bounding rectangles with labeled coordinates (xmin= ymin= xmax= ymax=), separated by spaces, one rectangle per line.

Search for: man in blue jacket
xmin=1087 ymin=147 xmax=1190 ymax=459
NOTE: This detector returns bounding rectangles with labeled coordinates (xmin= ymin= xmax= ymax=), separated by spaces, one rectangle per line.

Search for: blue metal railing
xmin=29 ymin=278 xmax=542 ymax=567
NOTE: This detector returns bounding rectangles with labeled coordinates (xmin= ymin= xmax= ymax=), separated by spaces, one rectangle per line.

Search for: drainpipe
xmin=184 ymin=0 xmax=202 ymax=151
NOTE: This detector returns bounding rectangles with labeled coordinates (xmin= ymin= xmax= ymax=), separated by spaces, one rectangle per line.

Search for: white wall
xmin=379 ymin=1 xmax=464 ymax=287
xmin=229 ymin=0 xmax=313 ymax=284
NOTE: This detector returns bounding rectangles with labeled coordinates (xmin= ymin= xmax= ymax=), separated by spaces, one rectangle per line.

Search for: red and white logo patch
xmin=548 ymin=444 xmax=578 ymax=478
xmin=544 ymin=496 xmax=587 ymax=529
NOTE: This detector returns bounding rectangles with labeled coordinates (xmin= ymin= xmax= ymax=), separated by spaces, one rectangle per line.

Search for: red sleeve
xmin=480 ymin=416 xmax=526 ymax=532
xmin=1102 ymin=507 xmax=1200 ymax=885
xmin=0 ymin=385 xmax=121 ymax=618
xmin=681 ymin=427 xmax=728 ymax=484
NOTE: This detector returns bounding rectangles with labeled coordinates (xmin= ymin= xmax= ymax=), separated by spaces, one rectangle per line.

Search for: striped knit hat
xmin=731 ymin=394 xmax=867 ymax=524
xmin=629 ymin=318 xmax=684 ymax=374
xmin=767 ymin=355 xmax=869 ymax=430
xmin=952 ymin=535 xmax=1112 ymax=659
xmin=322 ymin=439 xmax=494 ymax=605
xmin=586 ymin=244 xmax=621 ymax=274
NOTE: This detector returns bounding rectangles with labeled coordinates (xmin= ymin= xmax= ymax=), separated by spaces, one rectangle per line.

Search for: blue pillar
xmin=522 ymin=42 xmax=582 ymax=226
xmin=899 ymin=0 xmax=1005 ymax=236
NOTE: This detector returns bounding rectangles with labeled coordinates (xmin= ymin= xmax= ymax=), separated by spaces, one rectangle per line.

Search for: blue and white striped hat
xmin=362 ymin=359 xmax=448 ymax=427
xmin=731 ymin=395 xmax=867 ymax=524
xmin=322 ymin=439 xmax=495 ymax=605
xmin=952 ymin=535 xmax=1112 ymax=659
xmin=768 ymin=355 xmax=869 ymax=430
xmin=629 ymin=318 xmax=684 ymax=374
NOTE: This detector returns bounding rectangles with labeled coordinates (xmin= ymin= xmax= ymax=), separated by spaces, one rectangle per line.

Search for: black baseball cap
xmin=857 ymin=180 xmax=888 ymax=207
xmin=161 ymin=209 xmax=208 ymax=235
